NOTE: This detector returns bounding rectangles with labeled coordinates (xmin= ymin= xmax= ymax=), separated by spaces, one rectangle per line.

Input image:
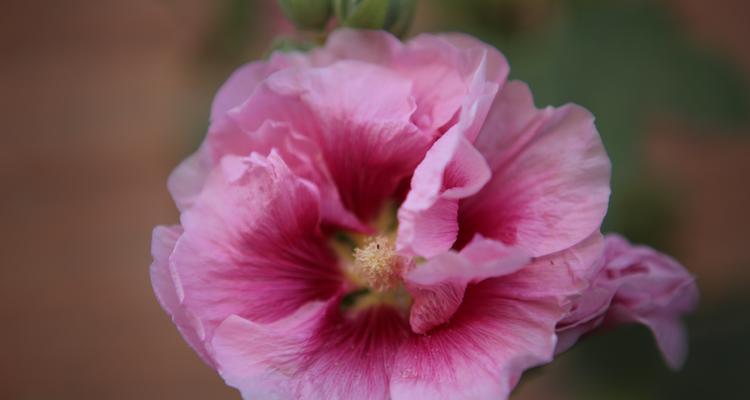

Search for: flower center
xmin=332 ymin=202 xmax=412 ymax=314
xmin=353 ymin=236 xmax=402 ymax=292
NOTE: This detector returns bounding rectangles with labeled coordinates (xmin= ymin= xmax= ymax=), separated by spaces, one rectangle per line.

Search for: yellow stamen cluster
xmin=353 ymin=236 xmax=401 ymax=292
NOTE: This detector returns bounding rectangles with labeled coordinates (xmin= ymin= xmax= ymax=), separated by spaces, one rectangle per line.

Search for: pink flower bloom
xmin=556 ymin=234 xmax=699 ymax=369
xmin=150 ymin=29 xmax=689 ymax=399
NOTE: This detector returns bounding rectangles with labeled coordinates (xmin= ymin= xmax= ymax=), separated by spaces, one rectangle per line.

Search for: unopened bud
xmin=334 ymin=0 xmax=417 ymax=38
xmin=278 ymin=0 xmax=333 ymax=31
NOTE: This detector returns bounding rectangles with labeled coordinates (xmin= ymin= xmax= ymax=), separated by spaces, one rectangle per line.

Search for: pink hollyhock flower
xmin=149 ymin=28 xmax=691 ymax=399
xmin=556 ymin=234 xmax=699 ymax=369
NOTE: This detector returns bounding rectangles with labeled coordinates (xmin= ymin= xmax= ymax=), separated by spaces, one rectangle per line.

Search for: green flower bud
xmin=278 ymin=0 xmax=333 ymax=31
xmin=334 ymin=0 xmax=417 ymax=38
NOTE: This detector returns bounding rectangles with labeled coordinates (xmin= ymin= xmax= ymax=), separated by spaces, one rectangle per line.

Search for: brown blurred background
xmin=1 ymin=0 xmax=748 ymax=399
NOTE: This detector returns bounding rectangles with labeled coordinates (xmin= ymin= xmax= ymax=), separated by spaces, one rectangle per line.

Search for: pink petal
xmin=149 ymin=225 xmax=214 ymax=366
xmin=456 ymin=81 xmax=611 ymax=256
xmin=495 ymin=233 xmax=605 ymax=304
xmin=557 ymin=234 xmax=699 ymax=369
xmin=397 ymin=128 xmax=492 ymax=258
xmin=210 ymin=62 xmax=271 ymax=123
xmin=170 ymin=52 xmax=305 ymax=213
xmin=211 ymin=236 xmax=596 ymax=399
xmin=211 ymin=302 xmax=327 ymax=400
xmin=167 ymin=150 xmax=213 ymax=212
xmin=395 ymin=45 xmax=504 ymax=257
xmin=176 ymin=30 xmax=509 ymax=224
xmin=171 ymin=116 xmax=363 ymax=229
xmin=207 ymin=119 xmax=365 ymax=231
xmin=636 ymin=314 xmax=689 ymax=370
xmin=171 ymin=152 xmax=343 ymax=346
xmin=394 ymin=234 xmax=602 ymax=398
xmin=602 ymin=235 xmax=699 ymax=369
xmin=210 ymin=52 xmax=305 ymax=122
xmin=213 ymin=300 xmax=409 ymax=400
xmin=310 ymin=28 xmax=401 ymax=65
xmin=405 ymin=236 xmax=530 ymax=334
xmin=554 ymin=286 xmax=612 ymax=356
xmin=509 ymin=234 xmax=606 ymax=357
xmin=392 ymin=278 xmax=564 ymax=400
xmin=315 ymin=29 xmax=508 ymax=134
xmin=232 ymin=60 xmax=432 ymax=221
xmin=438 ymin=33 xmax=511 ymax=84
xmin=432 ymin=32 xmax=510 ymax=140
xmin=397 ymin=34 xmax=500 ymax=133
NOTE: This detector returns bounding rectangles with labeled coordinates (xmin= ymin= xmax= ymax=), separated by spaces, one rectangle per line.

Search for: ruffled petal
xmin=210 ymin=62 xmax=271 ymax=123
xmin=213 ymin=300 xmax=409 ymax=400
xmin=169 ymin=53 xmax=301 ymax=213
xmin=392 ymin=235 xmax=603 ymax=399
xmin=437 ymin=33 xmax=510 ymax=84
xmin=397 ymin=128 xmax=491 ymax=257
xmin=232 ymin=60 xmax=432 ymax=221
xmin=207 ymin=119 xmax=364 ymax=231
xmin=429 ymin=32 xmax=509 ymax=140
xmin=210 ymin=52 xmax=305 ymax=122
xmin=149 ymin=225 xmax=214 ymax=366
xmin=456 ymin=81 xmax=611 ymax=257
xmin=167 ymin=150 xmax=213 ymax=212
xmin=211 ymin=302 xmax=327 ymax=400
xmin=405 ymin=236 xmax=530 ymax=333
xmin=171 ymin=152 xmax=343 ymax=345
xmin=315 ymin=29 xmax=508 ymax=134
xmin=396 ymin=34 xmax=503 ymax=133
xmin=391 ymin=279 xmax=564 ymax=400
xmin=500 ymin=233 xmax=605 ymax=303
xmin=310 ymin=28 xmax=401 ymax=65
xmin=603 ymin=234 xmax=698 ymax=369
xmin=556 ymin=234 xmax=699 ymax=369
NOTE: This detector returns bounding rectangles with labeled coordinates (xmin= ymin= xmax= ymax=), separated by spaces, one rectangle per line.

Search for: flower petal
xmin=213 ymin=300 xmax=409 ymax=400
xmin=456 ymin=81 xmax=611 ymax=256
xmin=316 ymin=29 xmax=508 ymax=134
xmin=171 ymin=52 xmax=306 ymax=213
xmin=405 ymin=236 xmax=530 ymax=334
xmin=397 ymin=34 xmax=502 ymax=133
xmin=501 ymin=233 xmax=605 ymax=303
xmin=210 ymin=53 xmax=305 ymax=122
xmin=150 ymin=225 xmax=214 ymax=366
xmin=391 ymin=278 xmax=564 ymax=400
xmin=168 ymin=150 xmax=213 ymax=212
xmin=603 ymin=235 xmax=698 ymax=369
xmin=210 ymin=62 xmax=270 ymax=123
xmin=211 ymin=302 xmax=327 ymax=400
xmin=394 ymin=235 xmax=603 ymax=398
xmin=208 ymin=119 xmax=365 ymax=231
xmin=397 ymin=128 xmax=492 ymax=258
xmin=437 ymin=33 xmax=510 ymax=84
xmin=171 ymin=152 xmax=343 ymax=345
xmin=556 ymin=234 xmax=699 ymax=369
xmin=232 ymin=60 xmax=432 ymax=221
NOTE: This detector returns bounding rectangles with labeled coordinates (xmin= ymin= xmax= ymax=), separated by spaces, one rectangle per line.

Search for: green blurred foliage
xmin=201 ymin=0 xmax=260 ymax=66
xmin=278 ymin=0 xmax=332 ymax=31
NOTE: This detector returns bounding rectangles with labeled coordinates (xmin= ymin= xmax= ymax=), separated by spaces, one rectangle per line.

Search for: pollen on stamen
xmin=352 ymin=236 xmax=401 ymax=292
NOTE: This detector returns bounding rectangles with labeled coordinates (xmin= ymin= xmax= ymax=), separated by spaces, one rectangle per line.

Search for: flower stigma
xmin=333 ymin=202 xmax=412 ymax=314
xmin=353 ymin=236 xmax=401 ymax=292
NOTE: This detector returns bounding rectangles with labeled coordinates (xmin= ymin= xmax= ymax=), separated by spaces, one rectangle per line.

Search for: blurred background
xmin=1 ymin=0 xmax=748 ymax=398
